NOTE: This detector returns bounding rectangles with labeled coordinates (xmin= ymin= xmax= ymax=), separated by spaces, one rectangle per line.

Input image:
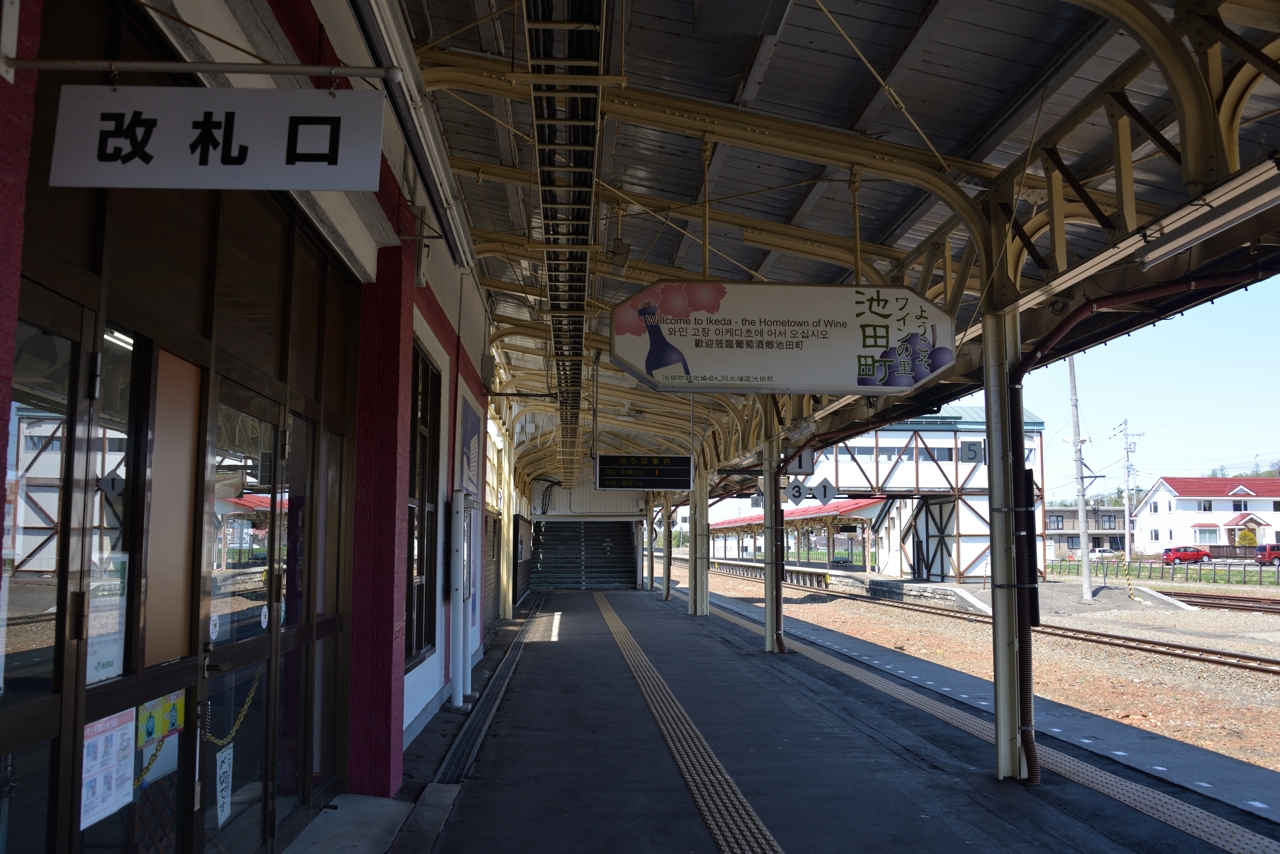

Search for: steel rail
xmin=677 ymin=560 xmax=1280 ymax=677
xmin=1168 ymin=591 xmax=1280 ymax=615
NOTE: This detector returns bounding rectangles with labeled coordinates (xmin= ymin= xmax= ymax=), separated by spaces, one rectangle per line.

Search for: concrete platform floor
xmin=424 ymin=589 xmax=1278 ymax=854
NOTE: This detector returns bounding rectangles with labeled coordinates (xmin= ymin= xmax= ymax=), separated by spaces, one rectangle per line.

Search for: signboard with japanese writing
xmin=596 ymin=455 xmax=692 ymax=491
xmin=49 ymin=86 xmax=383 ymax=191
xmin=610 ymin=282 xmax=955 ymax=394
xmin=80 ymin=708 xmax=136 ymax=829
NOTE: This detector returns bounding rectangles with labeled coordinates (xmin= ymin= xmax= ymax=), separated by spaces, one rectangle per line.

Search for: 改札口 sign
xmin=49 ymin=86 xmax=383 ymax=191
xmin=610 ymin=282 xmax=955 ymax=394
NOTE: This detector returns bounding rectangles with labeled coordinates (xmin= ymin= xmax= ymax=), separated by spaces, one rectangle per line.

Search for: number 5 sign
xmin=960 ymin=440 xmax=985 ymax=464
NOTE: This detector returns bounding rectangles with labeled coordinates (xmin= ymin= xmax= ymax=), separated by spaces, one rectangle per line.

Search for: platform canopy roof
xmin=709 ymin=497 xmax=883 ymax=530
xmin=417 ymin=0 xmax=1280 ymax=497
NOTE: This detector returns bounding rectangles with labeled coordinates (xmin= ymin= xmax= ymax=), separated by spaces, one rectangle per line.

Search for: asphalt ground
xmin=427 ymin=589 xmax=1268 ymax=853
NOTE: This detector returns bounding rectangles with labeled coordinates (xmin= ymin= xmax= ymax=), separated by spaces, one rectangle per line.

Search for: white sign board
xmin=216 ymin=745 xmax=234 ymax=828
xmin=81 ymin=708 xmax=136 ymax=829
xmin=611 ymin=281 xmax=955 ymax=394
xmin=960 ymin=440 xmax=985 ymax=464
xmin=50 ymin=86 xmax=384 ymax=191
xmin=811 ymin=478 xmax=836 ymax=506
xmin=784 ymin=447 xmax=815 ymax=476
xmin=785 ymin=478 xmax=807 ymax=506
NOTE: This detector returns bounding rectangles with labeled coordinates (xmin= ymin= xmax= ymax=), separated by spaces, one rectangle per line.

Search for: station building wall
xmin=0 ymin=0 xmax=500 ymax=849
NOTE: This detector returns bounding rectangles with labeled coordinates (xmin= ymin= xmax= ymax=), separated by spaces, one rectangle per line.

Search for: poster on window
xmin=80 ymin=708 xmax=136 ymax=829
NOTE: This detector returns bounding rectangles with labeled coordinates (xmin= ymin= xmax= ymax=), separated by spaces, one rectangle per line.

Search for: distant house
xmin=1136 ymin=478 xmax=1280 ymax=550
xmin=1044 ymin=506 xmax=1126 ymax=558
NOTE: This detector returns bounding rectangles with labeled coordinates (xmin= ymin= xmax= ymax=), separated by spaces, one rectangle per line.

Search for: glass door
xmin=202 ymin=395 xmax=278 ymax=854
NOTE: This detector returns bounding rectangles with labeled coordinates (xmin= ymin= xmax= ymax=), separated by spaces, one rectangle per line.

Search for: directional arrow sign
xmin=610 ymin=281 xmax=954 ymax=394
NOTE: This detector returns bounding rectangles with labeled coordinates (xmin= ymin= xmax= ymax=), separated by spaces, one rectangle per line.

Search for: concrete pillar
xmin=983 ymin=307 xmax=1025 ymax=780
xmin=826 ymin=523 xmax=832 ymax=571
xmin=663 ymin=492 xmax=673 ymax=600
xmin=695 ymin=469 xmax=710 ymax=616
xmin=762 ymin=431 xmax=782 ymax=652
xmin=350 ymin=243 xmax=414 ymax=795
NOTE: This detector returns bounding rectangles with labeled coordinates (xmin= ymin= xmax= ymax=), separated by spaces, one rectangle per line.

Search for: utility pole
xmin=1121 ymin=420 xmax=1142 ymax=563
xmin=1069 ymin=356 xmax=1092 ymax=600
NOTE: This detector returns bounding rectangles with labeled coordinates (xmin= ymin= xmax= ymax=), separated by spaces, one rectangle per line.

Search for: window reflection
xmin=275 ymin=646 xmax=304 ymax=824
xmin=87 ymin=328 xmax=135 ymax=685
xmin=203 ymin=662 xmax=265 ymax=853
xmin=210 ymin=405 xmax=273 ymax=647
xmin=1 ymin=321 xmax=73 ymax=708
xmin=0 ymin=740 xmax=52 ymax=850
xmin=281 ymin=418 xmax=311 ymax=628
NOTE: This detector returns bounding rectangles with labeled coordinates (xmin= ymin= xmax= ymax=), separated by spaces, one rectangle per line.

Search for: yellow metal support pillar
xmin=762 ymin=430 xmax=782 ymax=652
xmin=646 ymin=494 xmax=655 ymax=591
xmin=663 ymin=492 xmax=673 ymax=601
xmin=983 ymin=306 xmax=1026 ymax=781
xmin=688 ymin=470 xmax=700 ymax=615
xmin=695 ymin=469 xmax=710 ymax=616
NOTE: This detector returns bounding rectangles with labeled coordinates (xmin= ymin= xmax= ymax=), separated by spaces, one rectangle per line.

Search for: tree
xmin=1238 ymin=529 xmax=1258 ymax=547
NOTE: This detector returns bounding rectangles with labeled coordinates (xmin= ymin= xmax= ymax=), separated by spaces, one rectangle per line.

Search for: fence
xmin=1045 ymin=559 xmax=1280 ymax=586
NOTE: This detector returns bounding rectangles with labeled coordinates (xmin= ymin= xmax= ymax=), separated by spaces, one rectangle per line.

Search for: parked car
xmin=1162 ymin=546 xmax=1212 ymax=565
xmin=1255 ymin=544 xmax=1280 ymax=566
xmin=1088 ymin=548 xmax=1118 ymax=561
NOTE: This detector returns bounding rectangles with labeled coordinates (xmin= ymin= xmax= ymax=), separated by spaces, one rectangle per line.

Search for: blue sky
xmin=955 ymin=277 xmax=1280 ymax=503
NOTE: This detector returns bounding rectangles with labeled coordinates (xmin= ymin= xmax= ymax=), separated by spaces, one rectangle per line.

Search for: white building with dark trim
xmin=1137 ymin=477 xmax=1280 ymax=552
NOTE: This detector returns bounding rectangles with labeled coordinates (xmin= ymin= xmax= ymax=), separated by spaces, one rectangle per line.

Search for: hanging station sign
xmin=49 ymin=86 xmax=384 ymax=191
xmin=596 ymin=455 xmax=693 ymax=491
xmin=610 ymin=281 xmax=955 ymax=395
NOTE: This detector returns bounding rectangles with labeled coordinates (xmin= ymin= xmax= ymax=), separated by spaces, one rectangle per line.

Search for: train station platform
xmin=301 ymin=584 xmax=1280 ymax=854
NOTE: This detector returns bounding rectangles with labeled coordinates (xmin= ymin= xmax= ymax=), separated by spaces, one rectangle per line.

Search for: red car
xmin=1162 ymin=546 xmax=1212 ymax=565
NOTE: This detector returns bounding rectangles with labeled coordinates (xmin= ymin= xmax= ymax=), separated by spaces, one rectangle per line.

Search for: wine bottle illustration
xmin=637 ymin=303 xmax=691 ymax=380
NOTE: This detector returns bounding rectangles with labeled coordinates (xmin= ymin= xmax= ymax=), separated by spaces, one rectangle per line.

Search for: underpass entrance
xmin=531 ymin=521 xmax=636 ymax=590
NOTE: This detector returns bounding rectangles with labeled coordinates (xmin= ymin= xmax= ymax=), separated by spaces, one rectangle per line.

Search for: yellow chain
xmin=203 ymin=664 xmax=265 ymax=748
xmin=134 ymin=741 xmax=165 ymax=788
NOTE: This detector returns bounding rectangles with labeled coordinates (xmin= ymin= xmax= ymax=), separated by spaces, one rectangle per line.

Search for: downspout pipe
xmin=1004 ymin=265 xmax=1272 ymax=785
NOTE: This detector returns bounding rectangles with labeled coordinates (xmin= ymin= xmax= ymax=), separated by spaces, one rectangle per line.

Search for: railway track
xmin=1167 ymin=591 xmax=1280 ymax=615
xmin=690 ymin=563 xmax=1280 ymax=677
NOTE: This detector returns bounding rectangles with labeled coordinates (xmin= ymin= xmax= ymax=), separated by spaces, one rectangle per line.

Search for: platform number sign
xmin=960 ymin=440 xmax=985 ymax=465
xmin=784 ymin=478 xmax=836 ymax=506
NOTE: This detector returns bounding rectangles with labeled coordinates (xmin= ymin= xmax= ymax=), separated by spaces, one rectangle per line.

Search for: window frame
xmin=405 ymin=346 xmax=443 ymax=666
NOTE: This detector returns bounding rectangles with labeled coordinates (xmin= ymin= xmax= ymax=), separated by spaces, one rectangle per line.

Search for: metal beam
xmin=850 ymin=0 xmax=962 ymax=133
xmin=872 ymin=15 xmax=1116 ymax=250
xmin=453 ymin=157 xmax=908 ymax=267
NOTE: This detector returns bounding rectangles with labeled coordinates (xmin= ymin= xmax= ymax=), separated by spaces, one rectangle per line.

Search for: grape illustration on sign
xmin=610 ymin=281 xmax=954 ymax=394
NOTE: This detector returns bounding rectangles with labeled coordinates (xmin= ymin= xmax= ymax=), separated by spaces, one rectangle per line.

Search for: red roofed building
xmin=1137 ymin=477 xmax=1280 ymax=551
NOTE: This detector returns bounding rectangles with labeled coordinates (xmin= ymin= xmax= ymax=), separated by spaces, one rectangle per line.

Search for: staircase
xmin=531 ymin=520 xmax=636 ymax=589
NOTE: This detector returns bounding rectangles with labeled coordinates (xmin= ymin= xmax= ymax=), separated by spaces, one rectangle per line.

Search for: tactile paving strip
xmin=705 ymin=602 xmax=1280 ymax=854
xmin=594 ymin=593 xmax=785 ymax=854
